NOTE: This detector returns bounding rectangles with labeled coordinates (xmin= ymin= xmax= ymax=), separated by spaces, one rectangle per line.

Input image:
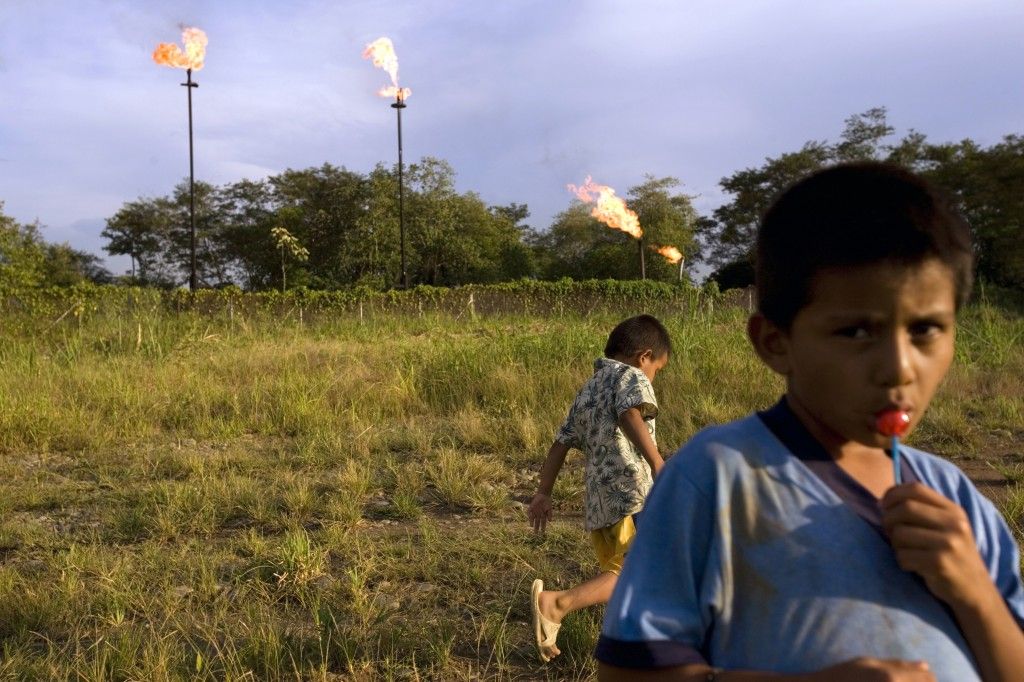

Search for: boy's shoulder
xmin=900 ymin=445 xmax=970 ymax=483
xmin=666 ymin=418 xmax=1009 ymax=542
xmin=669 ymin=415 xmax=987 ymax=493
xmin=589 ymin=357 xmax=647 ymax=382
xmin=663 ymin=412 xmax=787 ymax=484
xmin=579 ymin=357 xmax=656 ymax=402
xmin=900 ymin=445 xmax=998 ymax=512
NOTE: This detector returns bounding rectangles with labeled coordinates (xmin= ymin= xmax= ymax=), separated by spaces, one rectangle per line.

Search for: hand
xmin=881 ymin=482 xmax=990 ymax=607
xmin=650 ymin=453 xmax=665 ymax=478
xmin=528 ymin=493 xmax=553 ymax=533
xmin=806 ymin=657 xmax=935 ymax=681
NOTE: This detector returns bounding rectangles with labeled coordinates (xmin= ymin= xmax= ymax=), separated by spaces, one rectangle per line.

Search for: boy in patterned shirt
xmin=527 ymin=314 xmax=671 ymax=663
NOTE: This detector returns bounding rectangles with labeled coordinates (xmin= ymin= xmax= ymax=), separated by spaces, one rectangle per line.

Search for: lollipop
xmin=876 ymin=409 xmax=910 ymax=484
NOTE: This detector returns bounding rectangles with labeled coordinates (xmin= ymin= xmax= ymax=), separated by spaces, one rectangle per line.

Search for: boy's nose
xmin=873 ymin=330 xmax=915 ymax=387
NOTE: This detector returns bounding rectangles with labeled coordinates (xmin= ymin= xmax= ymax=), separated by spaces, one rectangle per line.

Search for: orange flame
xmin=378 ymin=85 xmax=413 ymax=99
xmin=567 ymin=176 xmax=642 ymax=239
xmin=153 ymin=27 xmax=208 ymax=71
xmin=654 ymin=245 xmax=683 ymax=264
xmin=363 ymin=37 xmax=411 ymax=100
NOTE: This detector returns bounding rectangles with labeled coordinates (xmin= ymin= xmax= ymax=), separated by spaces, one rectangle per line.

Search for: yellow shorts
xmin=590 ymin=515 xmax=638 ymax=575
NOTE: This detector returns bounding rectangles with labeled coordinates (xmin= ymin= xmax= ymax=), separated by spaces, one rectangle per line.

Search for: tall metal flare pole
xmin=638 ymin=236 xmax=646 ymax=280
xmin=182 ymin=68 xmax=199 ymax=291
xmin=391 ymin=93 xmax=408 ymax=289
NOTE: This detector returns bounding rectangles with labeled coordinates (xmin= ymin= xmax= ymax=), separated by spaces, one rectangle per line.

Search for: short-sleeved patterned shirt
xmin=556 ymin=358 xmax=658 ymax=531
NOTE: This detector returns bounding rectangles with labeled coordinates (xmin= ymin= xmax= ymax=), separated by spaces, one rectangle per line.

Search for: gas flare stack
xmin=153 ymin=27 xmax=208 ymax=291
xmin=363 ymin=37 xmax=413 ymax=289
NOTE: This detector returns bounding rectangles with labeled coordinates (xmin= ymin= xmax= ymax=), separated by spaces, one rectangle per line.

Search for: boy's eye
xmin=909 ymin=321 xmax=947 ymax=340
xmin=836 ymin=326 xmax=870 ymax=340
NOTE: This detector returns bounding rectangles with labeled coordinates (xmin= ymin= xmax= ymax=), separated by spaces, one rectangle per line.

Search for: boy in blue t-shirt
xmin=596 ymin=163 xmax=1024 ymax=681
xmin=528 ymin=314 xmax=670 ymax=663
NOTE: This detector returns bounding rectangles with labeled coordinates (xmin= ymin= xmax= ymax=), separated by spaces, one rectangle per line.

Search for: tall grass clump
xmin=0 ymin=281 xmax=1020 ymax=679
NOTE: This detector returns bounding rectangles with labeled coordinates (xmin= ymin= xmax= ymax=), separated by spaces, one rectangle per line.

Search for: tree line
xmin=697 ymin=108 xmax=1024 ymax=292
xmin=97 ymin=157 xmax=700 ymax=290
xmin=2 ymin=108 xmax=1021 ymax=292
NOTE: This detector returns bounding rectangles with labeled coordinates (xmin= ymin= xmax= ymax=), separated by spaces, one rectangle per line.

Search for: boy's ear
xmin=629 ymin=348 xmax=653 ymax=365
xmin=747 ymin=312 xmax=791 ymax=376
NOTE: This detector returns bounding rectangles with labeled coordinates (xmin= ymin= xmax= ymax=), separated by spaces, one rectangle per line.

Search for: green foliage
xmin=270 ymin=226 xmax=309 ymax=292
xmin=0 ymin=279 xmax=727 ymax=330
xmin=103 ymin=196 xmax=178 ymax=286
xmin=704 ymin=108 xmax=1024 ymax=294
xmin=904 ymin=135 xmax=1024 ymax=290
xmin=699 ymin=108 xmax=893 ymax=271
xmin=0 ymin=208 xmax=47 ymax=288
xmin=100 ymin=159 xmax=538 ymax=291
xmin=628 ymin=175 xmax=700 ymax=272
xmin=93 ymin=120 xmax=1023 ymax=295
xmin=1 ymin=202 xmax=111 ymax=289
xmin=538 ymin=176 xmax=697 ymax=282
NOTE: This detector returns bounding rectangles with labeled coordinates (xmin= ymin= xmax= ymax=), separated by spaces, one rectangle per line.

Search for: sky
xmin=1 ymin=0 xmax=1022 ymax=276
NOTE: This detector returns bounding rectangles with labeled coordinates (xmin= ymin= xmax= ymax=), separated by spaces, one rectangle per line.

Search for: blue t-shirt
xmin=596 ymin=400 xmax=1024 ymax=681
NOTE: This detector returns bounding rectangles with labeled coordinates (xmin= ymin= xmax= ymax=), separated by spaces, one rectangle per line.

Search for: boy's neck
xmin=784 ymin=394 xmax=897 ymax=496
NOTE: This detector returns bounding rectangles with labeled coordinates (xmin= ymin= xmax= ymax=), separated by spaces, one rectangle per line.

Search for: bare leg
xmin=538 ymin=570 xmax=617 ymax=625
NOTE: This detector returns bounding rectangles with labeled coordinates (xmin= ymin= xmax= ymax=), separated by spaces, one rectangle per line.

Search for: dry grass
xmin=0 ymin=299 xmax=1021 ymax=679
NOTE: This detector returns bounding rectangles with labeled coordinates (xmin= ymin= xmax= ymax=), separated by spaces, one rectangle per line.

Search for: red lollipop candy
xmin=876 ymin=409 xmax=910 ymax=437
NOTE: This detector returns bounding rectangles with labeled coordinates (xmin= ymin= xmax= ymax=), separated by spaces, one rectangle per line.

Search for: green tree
xmin=270 ymin=226 xmax=310 ymax=291
xmin=834 ymin=106 xmax=894 ymax=162
xmin=703 ymin=110 xmax=1024 ymax=292
xmin=627 ymin=175 xmax=699 ymax=281
xmin=168 ymin=180 xmax=232 ymax=287
xmin=405 ymin=157 xmax=458 ymax=285
xmin=702 ymin=141 xmax=833 ymax=271
xmin=895 ymin=135 xmax=1024 ymax=290
xmin=489 ymin=202 xmax=538 ymax=280
xmin=538 ymin=175 xmax=698 ymax=282
xmin=102 ymin=158 xmax=546 ymax=290
xmin=402 ymin=158 xmax=535 ymax=285
xmin=536 ymin=204 xmax=638 ymax=280
xmin=42 ymin=244 xmax=112 ymax=286
xmin=0 ymin=205 xmax=46 ymax=288
xmin=213 ymin=178 xmax=278 ymax=289
xmin=702 ymin=108 xmax=897 ymax=283
xmin=102 ymin=194 xmax=190 ymax=287
xmin=3 ymin=202 xmax=111 ymax=288
xmin=269 ymin=164 xmax=371 ymax=288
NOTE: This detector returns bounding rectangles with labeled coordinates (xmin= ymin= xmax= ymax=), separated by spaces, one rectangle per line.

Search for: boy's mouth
xmin=875 ymin=407 xmax=911 ymax=438
xmin=875 ymin=403 xmax=913 ymax=417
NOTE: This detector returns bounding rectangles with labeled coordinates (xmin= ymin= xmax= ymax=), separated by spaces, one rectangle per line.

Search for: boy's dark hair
xmin=756 ymin=162 xmax=974 ymax=330
xmin=604 ymin=314 xmax=672 ymax=359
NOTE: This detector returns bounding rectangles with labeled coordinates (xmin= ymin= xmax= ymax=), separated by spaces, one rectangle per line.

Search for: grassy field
xmin=0 ymin=291 xmax=1022 ymax=680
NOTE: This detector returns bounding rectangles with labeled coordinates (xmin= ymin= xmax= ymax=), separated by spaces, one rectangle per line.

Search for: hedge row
xmin=1 ymin=280 xmax=754 ymax=323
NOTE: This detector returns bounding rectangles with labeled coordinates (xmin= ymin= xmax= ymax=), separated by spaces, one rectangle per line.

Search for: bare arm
xmin=599 ymin=658 xmax=934 ymax=681
xmin=527 ymin=440 xmax=570 ymax=533
xmin=883 ymin=482 xmax=1024 ymax=681
xmin=618 ymin=406 xmax=664 ymax=477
